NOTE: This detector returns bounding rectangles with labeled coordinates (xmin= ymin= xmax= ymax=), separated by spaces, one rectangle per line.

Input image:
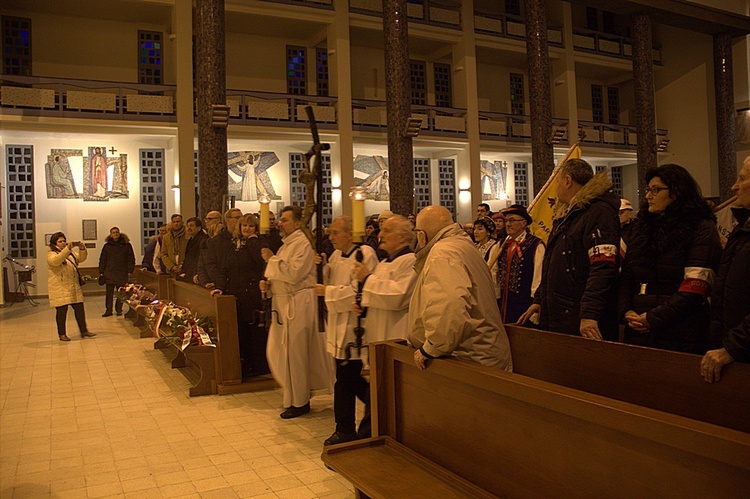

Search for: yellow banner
xmin=528 ymin=144 xmax=582 ymax=243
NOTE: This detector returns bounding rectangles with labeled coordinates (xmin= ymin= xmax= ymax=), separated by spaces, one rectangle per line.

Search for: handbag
xmin=98 ymin=275 xmax=106 ymax=286
xmin=77 ymin=271 xmax=86 ymax=286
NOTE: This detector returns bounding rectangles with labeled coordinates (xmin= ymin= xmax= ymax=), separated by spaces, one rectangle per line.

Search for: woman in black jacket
xmin=210 ymin=214 xmax=270 ymax=378
xmin=99 ymin=227 xmax=135 ymax=317
xmin=619 ymin=164 xmax=722 ymax=353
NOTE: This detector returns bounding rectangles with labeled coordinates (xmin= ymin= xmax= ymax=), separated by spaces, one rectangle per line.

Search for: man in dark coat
xmin=99 ymin=227 xmax=135 ymax=316
xmin=702 ymin=156 xmax=750 ymax=382
xmin=204 ymin=208 xmax=242 ymax=287
xmin=177 ymin=217 xmax=207 ymax=284
xmin=518 ymin=159 xmax=620 ymax=341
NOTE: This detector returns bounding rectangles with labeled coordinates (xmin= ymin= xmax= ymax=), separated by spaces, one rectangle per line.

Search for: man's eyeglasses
xmin=644 ymin=186 xmax=669 ymax=195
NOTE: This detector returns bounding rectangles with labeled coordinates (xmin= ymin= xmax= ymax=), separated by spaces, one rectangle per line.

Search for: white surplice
xmin=322 ymin=244 xmax=379 ymax=360
xmin=265 ymin=229 xmax=333 ymax=408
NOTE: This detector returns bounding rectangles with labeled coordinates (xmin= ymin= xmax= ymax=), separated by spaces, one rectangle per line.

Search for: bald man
xmin=409 ymin=206 xmax=512 ymax=371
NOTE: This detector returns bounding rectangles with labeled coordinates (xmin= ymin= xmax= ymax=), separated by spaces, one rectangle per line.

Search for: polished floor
xmin=0 ymin=297 xmax=353 ymax=498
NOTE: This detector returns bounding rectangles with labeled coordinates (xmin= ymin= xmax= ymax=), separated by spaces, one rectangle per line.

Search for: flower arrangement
xmin=115 ymin=283 xmax=157 ymax=307
xmin=153 ymin=302 xmax=216 ymax=350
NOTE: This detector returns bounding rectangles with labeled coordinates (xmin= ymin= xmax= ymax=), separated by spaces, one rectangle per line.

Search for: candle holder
xmin=259 ymin=193 xmax=271 ymax=235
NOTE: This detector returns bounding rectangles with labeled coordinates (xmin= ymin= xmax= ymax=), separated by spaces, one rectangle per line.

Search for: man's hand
xmin=314 ymin=284 xmax=327 ymax=297
xmin=580 ymin=318 xmax=603 ymax=340
xmin=204 ymin=282 xmax=215 ymax=290
xmin=414 ymin=349 xmax=428 ymax=371
xmin=352 ymin=302 xmax=364 ymax=316
xmin=210 ymin=289 xmax=223 ymax=296
xmin=354 ymin=261 xmax=370 ymax=282
xmin=701 ymin=347 xmax=735 ymax=383
xmin=625 ymin=310 xmax=650 ymax=333
xmin=516 ymin=303 xmax=541 ymax=325
xmin=313 ymin=253 xmax=327 ymax=266
xmin=259 ymin=280 xmax=269 ymax=294
xmin=261 ymin=248 xmax=274 ymax=262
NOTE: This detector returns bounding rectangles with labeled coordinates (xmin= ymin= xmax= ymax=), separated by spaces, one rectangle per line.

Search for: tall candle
xmin=350 ymin=186 xmax=365 ymax=242
xmin=259 ymin=193 xmax=270 ymax=235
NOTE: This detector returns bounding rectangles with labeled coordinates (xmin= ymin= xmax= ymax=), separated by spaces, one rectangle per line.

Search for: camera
xmin=71 ymin=241 xmax=82 ymax=246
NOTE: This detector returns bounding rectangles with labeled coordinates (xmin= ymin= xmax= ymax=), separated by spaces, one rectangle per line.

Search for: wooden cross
xmin=109 ymin=147 xmax=117 ymax=155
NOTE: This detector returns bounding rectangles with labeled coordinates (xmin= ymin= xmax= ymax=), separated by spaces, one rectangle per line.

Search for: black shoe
xmin=81 ymin=331 xmax=97 ymax=338
xmin=115 ymin=311 xmax=123 ymax=316
xmin=324 ymin=431 xmax=358 ymax=446
xmin=102 ymin=312 xmax=113 ymax=317
xmin=280 ymin=402 xmax=310 ymax=419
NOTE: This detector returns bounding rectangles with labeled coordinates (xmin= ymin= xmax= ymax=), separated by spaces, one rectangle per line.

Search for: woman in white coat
xmin=47 ymin=232 xmax=96 ymax=341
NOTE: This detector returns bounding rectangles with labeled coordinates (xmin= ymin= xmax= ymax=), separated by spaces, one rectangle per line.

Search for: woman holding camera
xmin=47 ymin=232 xmax=95 ymax=341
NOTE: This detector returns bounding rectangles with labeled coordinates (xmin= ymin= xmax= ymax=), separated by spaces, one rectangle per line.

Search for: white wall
xmin=1 ymin=130 xmax=176 ymax=296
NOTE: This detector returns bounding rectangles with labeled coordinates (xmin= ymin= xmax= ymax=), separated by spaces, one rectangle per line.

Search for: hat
xmin=620 ymin=199 xmax=633 ymax=211
xmin=377 ymin=210 xmax=394 ymax=222
xmin=491 ymin=212 xmax=505 ymax=220
xmin=503 ymin=204 xmax=532 ymax=225
xmin=473 ymin=216 xmax=496 ymax=235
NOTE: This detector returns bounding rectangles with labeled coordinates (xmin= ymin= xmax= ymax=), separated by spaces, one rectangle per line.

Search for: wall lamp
xmin=656 ymin=138 xmax=670 ymax=152
xmin=403 ymin=117 xmax=424 ymax=138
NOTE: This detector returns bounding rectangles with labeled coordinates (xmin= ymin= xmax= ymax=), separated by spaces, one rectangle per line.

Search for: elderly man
xmin=518 ymin=159 xmax=620 ymax=341
xmin=409 ymin=206 xmax=512 ymax=371
xmin=315 ymin=216 xmax=378 ymax=445
xmin=204 ymin=208 xmax=242 ymax=286
xmin=261 ymin=205 xmax=333 ymax=418
xmin=204 ymin=210 xmax=222 ymax=229
xmin=702 ymin=156 xmax=750 ymax=383
xmin=161 ymin=214 xmax=188 ymax=276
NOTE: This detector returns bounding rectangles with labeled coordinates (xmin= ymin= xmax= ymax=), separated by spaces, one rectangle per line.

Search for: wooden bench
xmin=128 ymin=269 xmax=170 ymax=337
xmin=322 ymin=339 xmax=750 ymax=498
xmin=157 ymin=279 xmax=276 ymax=396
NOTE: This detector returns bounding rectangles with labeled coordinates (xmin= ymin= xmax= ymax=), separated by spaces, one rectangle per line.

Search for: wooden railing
xmin=350 ymin=0 xmax=461 ymax=29
xmin=573 ymin=27 xmax=662 ymax=64
xmin=474 ymin=10 xmax=564 ymax=47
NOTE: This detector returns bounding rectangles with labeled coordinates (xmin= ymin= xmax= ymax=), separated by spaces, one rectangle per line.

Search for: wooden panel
xmin=373 ymin=342 xmax=750 ymax=498
xmin=505 ymin=325 xmax=750 ymax=433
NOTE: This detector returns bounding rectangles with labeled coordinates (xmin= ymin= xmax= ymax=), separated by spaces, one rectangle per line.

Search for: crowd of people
xmin=47 ymin=156 xmax=749 ymax=449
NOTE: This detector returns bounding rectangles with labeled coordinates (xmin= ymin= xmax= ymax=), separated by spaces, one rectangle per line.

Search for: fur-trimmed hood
xmin=105 ymin=233 xmax=130 ymax=244
xmin=554 ymin=170 xmax=618 ymax=221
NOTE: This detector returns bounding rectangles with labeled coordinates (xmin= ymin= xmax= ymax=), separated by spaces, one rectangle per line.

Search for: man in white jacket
xmin=261 ymin=206 xmax=333 ymax=419
xmin=316 ymin=216 xmax=378 ymax=445
xmin=409 ymin=206 xmax=513 ymax=371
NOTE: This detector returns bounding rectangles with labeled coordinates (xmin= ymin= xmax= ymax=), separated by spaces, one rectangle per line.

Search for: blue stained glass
xmin=20 ymin=30 xmax=28 ymax=38
xmin=155 ymin=69 xmax=160 ymax=75
xmin=145 ymin=42 xmax=152 ymax=48
xmin=154 ymin=43 xmax=160 ymax=49
xmin=141 ymin=57 xmax=147 ymax=63
xmin=288 ymin=71 xmax=294 ymax=77
xmin=155 ymin=60 xmax=161 ymax=65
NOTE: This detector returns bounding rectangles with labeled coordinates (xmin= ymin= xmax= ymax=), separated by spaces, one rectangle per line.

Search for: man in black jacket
xmin=178 ymin=217 xmax=208 ymax=283
xmin=702 ymin=156 xmax=750 ymax=382
xmin=518 ymin=159 xmax=620 ymax=341
xmin=99 ymin=227 xmax=135 ymax=317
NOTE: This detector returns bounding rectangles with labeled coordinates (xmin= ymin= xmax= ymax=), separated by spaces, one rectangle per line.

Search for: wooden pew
xmin=128 ymin=269 xmax=170 ymax=337
xmin=161 ymin=280 xmax=276 ymax=396
xmin=504 ymin=325 xmax=750 ymax=433
xmin=323 ymin=340 xmax=750 ymax=498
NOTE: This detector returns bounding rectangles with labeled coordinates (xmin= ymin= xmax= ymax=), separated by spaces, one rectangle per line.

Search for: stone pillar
xmin=525 ymin=0 xmax=554 ymax=196
xmin=631 ymin=13 xmax=657 ymax=192
xmin=174 ymin=0 xmax=195 ymax=218
xmin=195 ymin=0 xmax=228 ymax=216
xmin=714 ymin=33 xmax=737 ymax=201
xmin=383 ymin=0 xmax=414 ymax=216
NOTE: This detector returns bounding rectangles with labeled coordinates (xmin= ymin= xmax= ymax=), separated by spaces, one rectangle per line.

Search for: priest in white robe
xmin=261 ymin=205 xmax=333 ymax=419
xmin=315 ymin=216 xmax=378 ymax=446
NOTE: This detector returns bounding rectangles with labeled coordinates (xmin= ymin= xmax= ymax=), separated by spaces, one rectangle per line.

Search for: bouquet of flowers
xmin=154 ymin=302 xmax=216 ymax=350
xmin=116 ymin=283 xmax=157 ymax=307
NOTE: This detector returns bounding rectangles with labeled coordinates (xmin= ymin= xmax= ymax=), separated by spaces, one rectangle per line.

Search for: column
xmin=383 ymin=0 xmax=414 ymax=216
xmin=195 ymin=0 xmax=228 ymax=216
xmin=525 ymin=0 xmax=555 ymax=196
xmin=174 ymin=0 xmax=195 ymax=218
xmin=631 ymin=13 xmax=657 ymax=192
xmin=714 ymin=33 xmax=737 ymax=201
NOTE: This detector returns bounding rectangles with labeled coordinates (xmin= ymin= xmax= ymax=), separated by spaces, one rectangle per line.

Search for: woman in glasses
xmin=619 ymin=164 xmax=722 ymax=353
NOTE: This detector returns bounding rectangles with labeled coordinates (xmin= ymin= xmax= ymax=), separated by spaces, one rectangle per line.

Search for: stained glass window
xmin=410 ymin=60 xmax=427 ymax=106
xmin=6 ymin=145 xmax=35 ymax=258
xmin=140 ymin=149 xmax=165 ymax=250
xmin=414 ymin=158 xmax=431 ymax=212
xmin=514 ymin=162 xmax=529 ymax=205
xmin=138 ymin=30 xmax=163 ymax=84
xmin=316 ymin=48 xmax=328 ymax=97
xmin=287 ymin=46 xmax=307 ymax=95
xmin=2 ymin=16 xmax=32 ymax=76
xmin=438 ymin=159 xmax=456 ymax=219
xmin=510 ymin=74 xmax=525 ymax=115
xmin=434 ymin=63 xmax=452 ymax=108
xmin=592 ymin=84 xmax=604 ymax=123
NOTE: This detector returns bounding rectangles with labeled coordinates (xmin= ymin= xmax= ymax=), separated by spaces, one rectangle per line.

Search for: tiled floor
xmin=0 ymin=298 xmax=354 ymax=498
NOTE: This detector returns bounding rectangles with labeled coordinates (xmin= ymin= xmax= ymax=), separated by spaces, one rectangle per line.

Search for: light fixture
xmin=211 ymin=104 xmax=230 ymax=128
xmin=403 ymin=117 xmax=424 ymax=138
xmin=548 ymin=128 xmax=566 ymax=145
xmin=656 ymin=138 xmax=670 ymax=152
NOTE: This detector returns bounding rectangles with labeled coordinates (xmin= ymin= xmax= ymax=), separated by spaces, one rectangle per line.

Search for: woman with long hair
xmin=210 ymin=214 xmax=270 ymax=378
xmin=619 ymin=164 xmax=722 ymax=353
xmin=47 ymin=232 xmax=96 ymax=341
